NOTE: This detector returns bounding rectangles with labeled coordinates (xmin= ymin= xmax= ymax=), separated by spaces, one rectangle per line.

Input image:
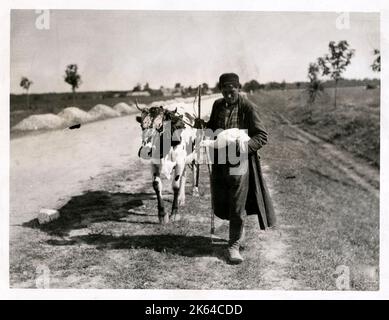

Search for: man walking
xmin=196 ymin=73 xmax=276 ymax=264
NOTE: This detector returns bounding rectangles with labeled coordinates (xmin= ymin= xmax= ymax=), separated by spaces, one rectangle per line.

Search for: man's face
xmin=221 ymin=83 xmax=240 ymax=105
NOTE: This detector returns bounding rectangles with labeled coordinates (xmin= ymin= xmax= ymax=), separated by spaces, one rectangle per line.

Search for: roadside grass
xmin=252 ymin=87 xmax=380 ymax=167
xmin=250 ymin=91 xmax=379 ymax=290
xmin=269 ymin=161 xmax=379 ymax=290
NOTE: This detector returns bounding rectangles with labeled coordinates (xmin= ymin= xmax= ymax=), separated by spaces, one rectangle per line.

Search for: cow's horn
xmin=135 ymin=100 xmax=143 ymax=111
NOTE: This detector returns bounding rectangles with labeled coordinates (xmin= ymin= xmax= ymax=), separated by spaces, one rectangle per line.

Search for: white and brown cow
xmin=136 ymin=103 xmax=200 ymax=224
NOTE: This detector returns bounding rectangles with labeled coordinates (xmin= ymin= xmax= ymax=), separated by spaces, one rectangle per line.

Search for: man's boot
xmin=227 ymin=224 xmax=245 ymax=264
xmin=227 ymin=243 xmax=244 ymax=264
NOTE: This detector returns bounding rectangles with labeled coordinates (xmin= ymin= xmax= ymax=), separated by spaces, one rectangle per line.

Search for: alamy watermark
xmin=333 ymin=265 xmax=350 ymax=290
xmin=35 ymin=10 xmax=50 ymax=30
xmin=35 ymin=264 xmax=50 ymax=288
xmin=336 ymin=12 xmax=350 ymax=30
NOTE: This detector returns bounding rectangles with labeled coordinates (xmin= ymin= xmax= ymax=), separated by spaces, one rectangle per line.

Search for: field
xmin=9 ymin=86 xmax=379 ymax=290
xmin=260 ymin=87 xmax=380 ymax=167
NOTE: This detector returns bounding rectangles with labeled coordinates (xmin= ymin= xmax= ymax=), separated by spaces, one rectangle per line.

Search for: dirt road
xmin=11 ymin=116 xmax=139 ymax=226
xmin=10 ymin=98 xmax=215 ymax=226
xmin=10 ymin=94 xmax=379 ymax=290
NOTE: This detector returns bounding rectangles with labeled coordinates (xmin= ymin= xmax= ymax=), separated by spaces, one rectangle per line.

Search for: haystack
xmin=58 ymin=107 xmax=92 ymax=126
xmin=88 ymin=104 xmax=120 ymax=121
xmin=113 ymin=102 xmax=136 ymax=115
xmin=12 ymin=114 xmax=66 ymax=131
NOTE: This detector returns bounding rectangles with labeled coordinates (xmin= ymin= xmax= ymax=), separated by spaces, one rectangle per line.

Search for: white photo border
xmin=1 ymin=0 xmax=388 ymax=300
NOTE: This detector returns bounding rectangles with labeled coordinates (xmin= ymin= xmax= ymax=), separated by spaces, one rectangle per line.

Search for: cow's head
xmin=136 ymin=102 xmax=188 ymax=159
xmin=136 ymin=102 xmax=166 ymax=159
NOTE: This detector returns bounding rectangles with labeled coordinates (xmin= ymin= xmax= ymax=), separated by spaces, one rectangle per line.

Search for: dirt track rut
xmin=277 ymin=114 xmax=379 ymax=198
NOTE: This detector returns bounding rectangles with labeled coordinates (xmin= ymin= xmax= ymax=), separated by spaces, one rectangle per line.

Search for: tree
xmin=201 ymin=82 xmax=209 ymax=94
xmin=186 ymin=85 xmax=198 ymax=95
xmin=317 ymin=40 xmax=355 ymax=107
xmin=20 ymin=77 xmax=33 ymax=109
xmin=306 ymin=62 xmax=324 ymax=105
xmin=243 ymin=79 xmax=262 ymax=93
xmin=143 ymin=82 xmax=150 ymax=91
xmin=64 ymin=64 xmax=82 ymax=105
xmin=212 ymin=82 xmax=220 ymax=93
xmin=173 ymin=83 xmax=184 ymax=96
xmin=265 ymin=82 xmax=282 ymax=90
xmin=133 ymin=83 xmax=142 ymax=92
xmin=371 ymin=49 xmax=380 ymax=72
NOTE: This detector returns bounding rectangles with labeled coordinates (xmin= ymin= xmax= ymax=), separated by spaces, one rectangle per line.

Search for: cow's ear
xmin=136 ymin=116 xmax=142 ymax=123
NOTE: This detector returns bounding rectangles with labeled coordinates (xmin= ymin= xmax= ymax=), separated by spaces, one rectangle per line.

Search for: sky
xmin=10 ymin=10 xmax=380 ymax=94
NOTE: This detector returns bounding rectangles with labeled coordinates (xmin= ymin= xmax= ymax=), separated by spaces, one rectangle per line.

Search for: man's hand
xmin=194 ymin=118 xmax=206 ymax=129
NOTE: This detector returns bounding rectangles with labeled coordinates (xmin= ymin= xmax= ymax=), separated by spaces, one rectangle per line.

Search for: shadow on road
xmin=22 ymin=190 xmax=156 ymax=236
xmin=46 ymin=234 xmax=227 ymax=259
xmin=22 ymin=190 xmax=227 ymax=260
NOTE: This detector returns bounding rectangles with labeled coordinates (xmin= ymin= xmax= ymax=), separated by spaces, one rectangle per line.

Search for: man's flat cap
xmin=219 ymin=73 xmax=241 ymax=88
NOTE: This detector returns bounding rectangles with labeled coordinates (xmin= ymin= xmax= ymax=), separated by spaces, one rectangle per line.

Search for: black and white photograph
xmin=1 ymin=0 xmax=388 ymax=298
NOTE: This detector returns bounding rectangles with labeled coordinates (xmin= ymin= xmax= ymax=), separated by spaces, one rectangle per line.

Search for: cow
xmin=135 ymin=103 xmax=200 ymax=224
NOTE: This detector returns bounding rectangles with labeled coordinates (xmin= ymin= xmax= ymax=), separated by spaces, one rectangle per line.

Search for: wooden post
xmin=195 ymin=85 xmax=202 ymax=189
xmin=198 ymin=85 xmax=201 ymax=120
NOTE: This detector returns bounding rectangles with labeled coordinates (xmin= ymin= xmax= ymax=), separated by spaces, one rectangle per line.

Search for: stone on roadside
xmin=38 ymin=208 xmax=60 ymax=224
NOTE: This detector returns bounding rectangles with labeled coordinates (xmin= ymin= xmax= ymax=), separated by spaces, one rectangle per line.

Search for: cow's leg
xmin=151 ymin=164 xmax=168 ymax=224
xmin=170 ymin=161 xmax=185 ymax=222
xmin=178 ymin=165 xmax=187 ymax=206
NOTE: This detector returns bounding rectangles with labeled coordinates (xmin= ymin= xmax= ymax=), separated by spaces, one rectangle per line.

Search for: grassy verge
xmin=250 ymin=91 xmax=379 ymax=290
xmin=250 ymin=87 xmax=380 ymax=167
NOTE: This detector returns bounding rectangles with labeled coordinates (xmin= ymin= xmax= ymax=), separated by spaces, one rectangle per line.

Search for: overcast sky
xmin=10 ymin=10 xmax=379 ymax=94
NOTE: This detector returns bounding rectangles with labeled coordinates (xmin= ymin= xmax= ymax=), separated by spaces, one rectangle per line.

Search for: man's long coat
xmin=206 ymin=94 xmax=276 ymax=230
